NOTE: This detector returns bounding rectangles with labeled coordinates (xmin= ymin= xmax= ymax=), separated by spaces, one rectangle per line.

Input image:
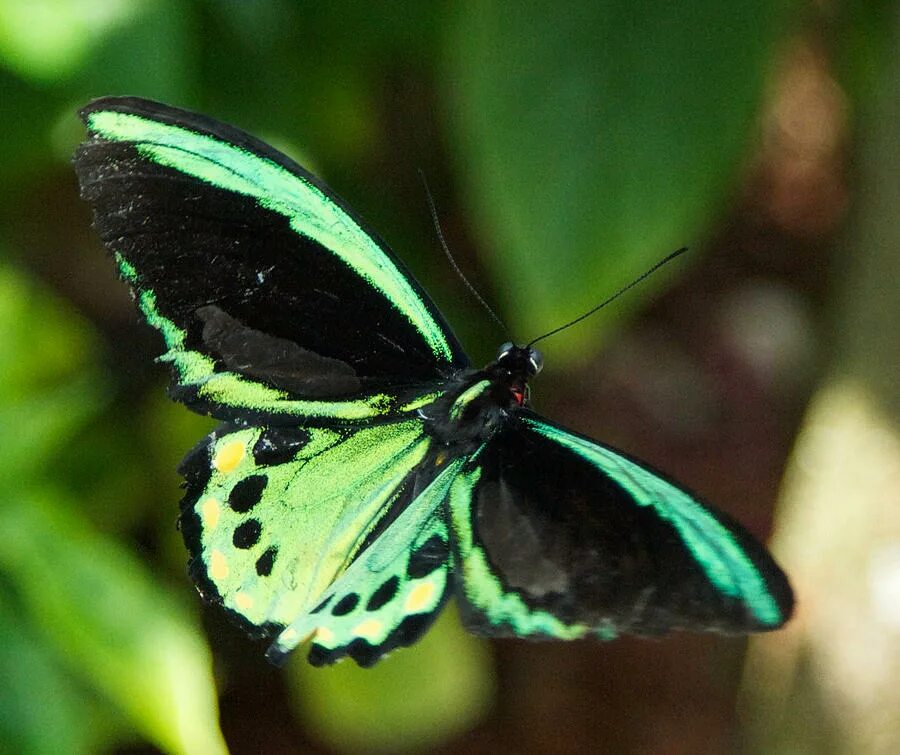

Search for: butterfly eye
xmin=496 ymin=341 xmax=515 ymax=360
xmin=527 ymin=347 xmax=544 ymax=375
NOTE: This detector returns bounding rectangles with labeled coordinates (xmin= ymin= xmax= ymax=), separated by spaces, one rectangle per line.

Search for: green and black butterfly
xmin=74 ymin=97 xmax=793 ymax=667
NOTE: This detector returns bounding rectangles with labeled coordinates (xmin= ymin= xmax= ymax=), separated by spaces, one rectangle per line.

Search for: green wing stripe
xmin=449 ymin=379 xmax=491 ymax=421
xmin=398 ymin=391 xmax=444 ymax=412
xmin=523 ymin=417 xmax=783 ymax=626
xmin=268 ymin=457 xmax=463 ymax=661
xmin=449 ymin=466 xmax=588 ymax=639
xmin=89 ymin=110 xmax=454 ymax=364
xmin=131 ymin=268 xmax=421 ymax=421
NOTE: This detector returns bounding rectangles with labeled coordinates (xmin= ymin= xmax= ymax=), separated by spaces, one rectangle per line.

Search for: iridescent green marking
xmin=134 ymin=285 xmax=406 ymax=421
xmin=399 ymin=391 xmax=443 ymax=412
xmin=523 ymin=418 xmax=783 ymax=625
xmin=449 ymin=379 xmax=491 ymax=422
xmin=88 ymin=110 xmax=454 ymax=364
xmin=448 ymin=467 xmax=588 ymax=639
xmin=114 ymin=252 xmax=138 ymax=284
xmin=269 ymin=457 xmax=461 ymax=657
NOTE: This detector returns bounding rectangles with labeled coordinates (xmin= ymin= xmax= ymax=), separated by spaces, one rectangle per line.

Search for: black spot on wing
xmin=310 ymin=595 xmax=332 ymax=615
xmin=255 ymin=547 xmax=277 ymax=576
xmin=252 ymin=427 xmax=310 ymax=466
xmin=233 ymin=519 xmax=262 ymax=549
xmin=228 ymin=474 xmax=267 ymax=513
xmin=306 ymin=644 xmax=329 ymax=667
xmin=407 ymin=535 xmax=449 ymax=578
xmin=366 ymin=576 xmax=399 ymax=611
xmin=331 ymin=593 xmax=360 ymax=616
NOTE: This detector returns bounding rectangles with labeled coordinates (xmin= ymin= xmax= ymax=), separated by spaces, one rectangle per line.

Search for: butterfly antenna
xmin=528 ymin=246 xmax=688 ymax=347
xmin=418 ymin=170 xmax=511 ymax=339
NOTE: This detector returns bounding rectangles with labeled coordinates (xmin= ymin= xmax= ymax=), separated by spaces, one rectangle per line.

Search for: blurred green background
xmin=1 ymin=1 xmax=899 ymax=753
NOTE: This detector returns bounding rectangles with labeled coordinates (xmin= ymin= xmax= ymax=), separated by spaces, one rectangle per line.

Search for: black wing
xmin=74 ymin=97 xmax=468 ymax=421
xmin=449 ymin=410 xmax=794 ymax=639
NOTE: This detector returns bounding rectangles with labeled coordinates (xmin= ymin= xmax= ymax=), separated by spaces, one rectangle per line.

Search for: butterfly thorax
xmin=422 ymin=343 xmax=543 ymax=448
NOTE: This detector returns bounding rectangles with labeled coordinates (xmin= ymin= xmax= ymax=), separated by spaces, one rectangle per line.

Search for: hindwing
xmin=450 ymin=411 xmax=794 ymax=640
xmin=179 ymin=419 xmax=434 ymax=645
xmin=180 ymin=416 xmax=464 ymax=666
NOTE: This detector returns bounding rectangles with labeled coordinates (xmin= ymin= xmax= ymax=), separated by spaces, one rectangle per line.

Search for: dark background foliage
xmin=1 ymin=1 xmax=897 ymax=753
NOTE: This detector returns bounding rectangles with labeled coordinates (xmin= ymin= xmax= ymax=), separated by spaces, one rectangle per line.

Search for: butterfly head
xmin=491 ymin=343 xmax=542 ymax=409
xmin=495 ymin=342 xmax=543 ymax=378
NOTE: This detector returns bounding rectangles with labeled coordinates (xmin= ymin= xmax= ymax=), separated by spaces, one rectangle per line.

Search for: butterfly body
xmin=74 ymin=97 xmax=793 ymax=667
xmin=421 ymin=343 xmax=539 ymax=449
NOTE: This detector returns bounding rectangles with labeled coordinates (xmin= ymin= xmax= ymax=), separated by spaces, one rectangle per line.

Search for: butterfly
xmin=74 ymin=97 xmax=793 ymax=667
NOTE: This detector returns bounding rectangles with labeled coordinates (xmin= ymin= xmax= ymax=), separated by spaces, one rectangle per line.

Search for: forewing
xmin=179 ymin=418 xmax=434 ymax=657
xmin=449 ymin=411 xmax=793 ymax=640
xmin=74 ymin=97 xmax=467 ymax=422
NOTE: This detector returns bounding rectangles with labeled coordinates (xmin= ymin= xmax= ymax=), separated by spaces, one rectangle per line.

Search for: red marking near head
xmin=511 ymin=384 xmax=526 ymax=406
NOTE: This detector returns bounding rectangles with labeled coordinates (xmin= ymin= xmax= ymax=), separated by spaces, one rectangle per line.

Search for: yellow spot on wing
xmin=210 ymin=550 xmax=228 ymax=580
xmin=235 ymin=592 xmax=253 ymax=611
xmin=201 ymin=497 xmax=220 ymax=529
xmin=213 ymin=440 xmax=245 ymax=473
xmin=353 ymin=619 xmax=383 ymax=639
xmin=315 ymin=626 xmax=335 ymax=644
xmin=286 ymin=626 xmax=316 ymax=646
xmin=405 ymin=581 xmax=436 ymax=613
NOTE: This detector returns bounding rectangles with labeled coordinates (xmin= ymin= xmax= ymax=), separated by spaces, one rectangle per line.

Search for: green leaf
xmin=74 ymin=0 xmax=192 ymax=103
xmin=445 ymin=1 xmax=793 ymax=358
xmin=830 ymin=0 xmax=894 ymax=112
xmin=0 ymin=489 xmax=228 ymax=755
xmin=0 ymin=263 xmax=104 ymax=485
xmin=0 ymin=598 xmax=118 ymax=755
xmin=0 ymin=0 xmax=141 ymax=82
xmin=0 ymin=262 xmax=97 ymax=393
xmin=289 ymin=605 xmax=495 ymax=753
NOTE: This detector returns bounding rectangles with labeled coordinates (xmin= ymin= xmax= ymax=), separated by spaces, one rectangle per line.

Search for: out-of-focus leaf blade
xmin=831 ymin=0 xmax=893 ymax=112
xmin=0 ymin=262 xmax=96 ymax=393
xmin=75 ymin=0 xmax=192 ymax=104
xmin=0 ymin=262 xmax=104 ymax=483
xmin=0 ymin=0 xmax=140 ymax=82
xmin=445 ymin=1 xmax=791 ymax=358
xmin=289 ymin=605 xmax=495 ymax=753
xmin=0 ymin=490 xmax=227 ymax=755
xmin=0 ymin=245 xmax=223 ymax=753
xmin=0 ymin=597 xmax=117 ymax=755
xmin=0 ymin=382 xmax=102 ymax=486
